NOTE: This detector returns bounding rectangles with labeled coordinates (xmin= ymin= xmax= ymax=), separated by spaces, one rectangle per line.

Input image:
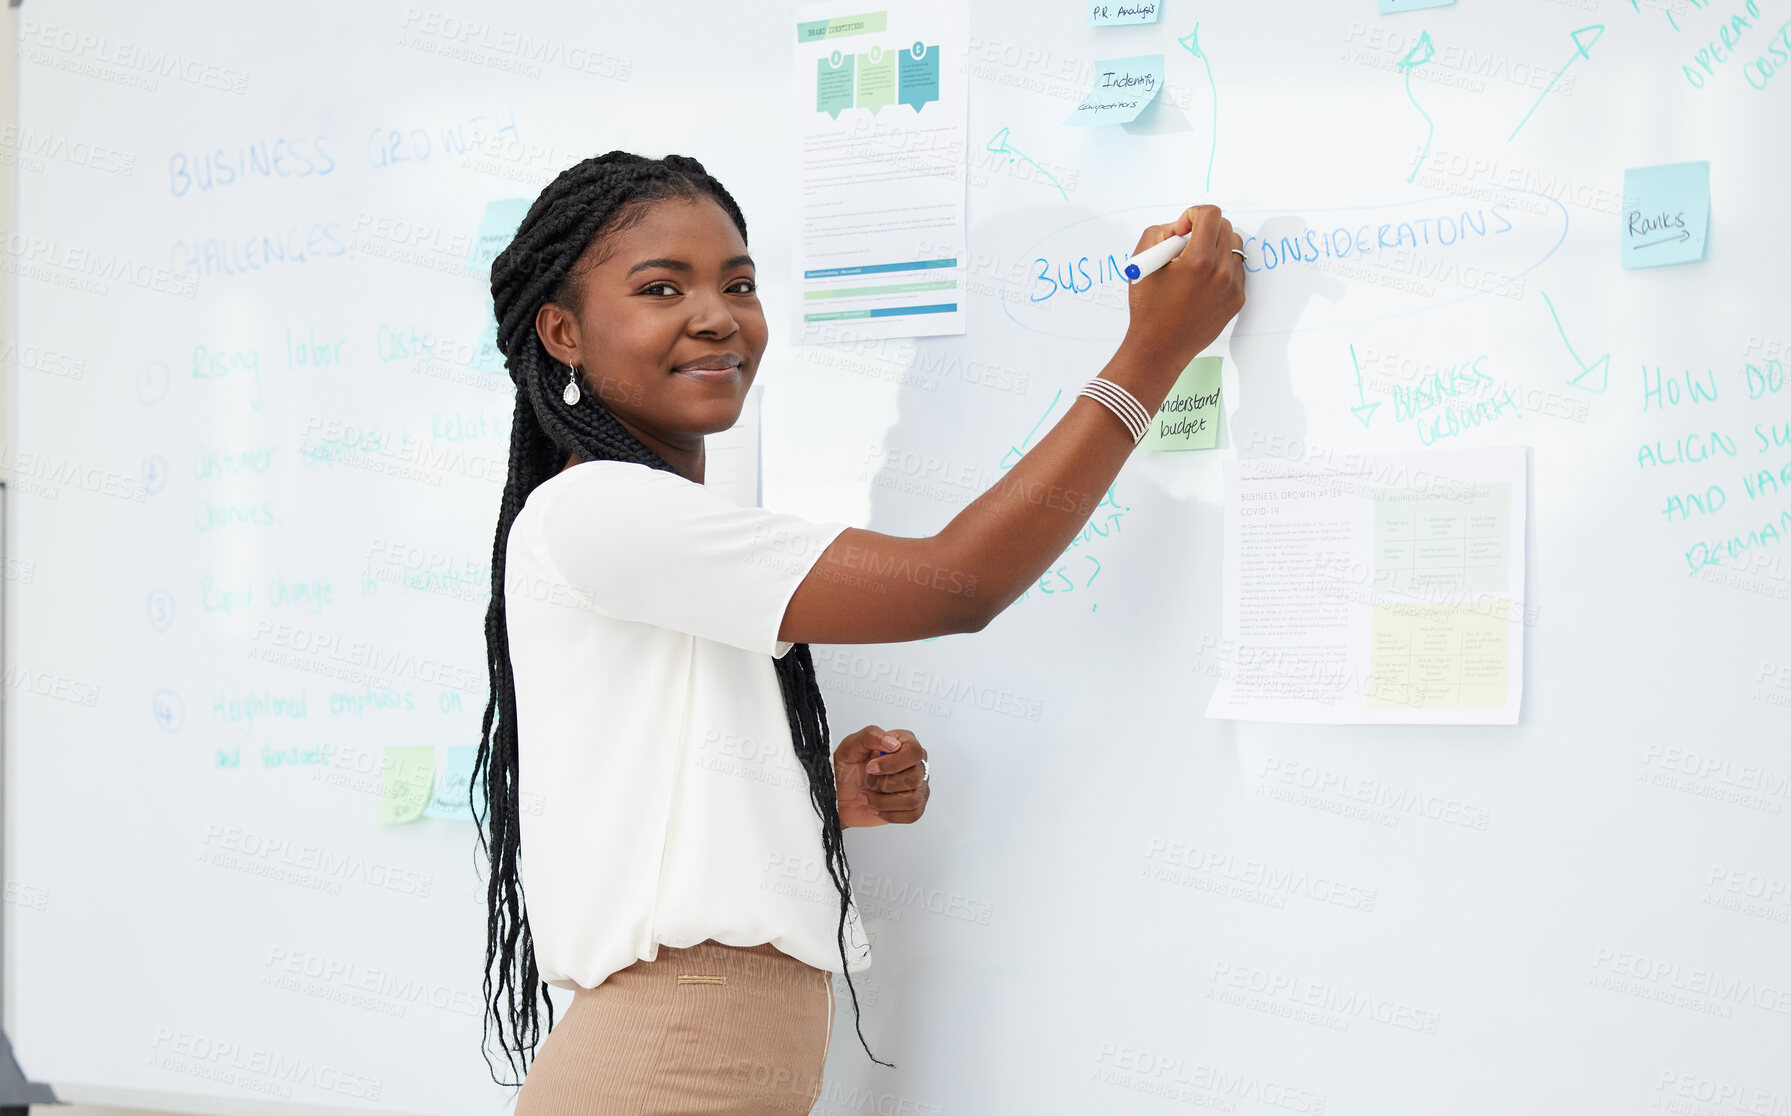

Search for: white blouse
xmin=504 ymin=458 xmax=874 ymax=991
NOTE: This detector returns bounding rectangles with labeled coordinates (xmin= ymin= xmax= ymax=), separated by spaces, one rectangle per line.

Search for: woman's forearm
xmin=933 ymin=341 xmax=1178 ymax=627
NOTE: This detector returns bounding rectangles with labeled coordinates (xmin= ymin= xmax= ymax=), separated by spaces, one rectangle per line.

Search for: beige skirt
xmin=513 ymin=939 xmax=835 ymax=1115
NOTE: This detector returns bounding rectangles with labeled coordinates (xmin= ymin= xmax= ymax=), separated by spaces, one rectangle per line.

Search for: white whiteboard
xmin=9 ymin=1 xmax=1790 ymax=1114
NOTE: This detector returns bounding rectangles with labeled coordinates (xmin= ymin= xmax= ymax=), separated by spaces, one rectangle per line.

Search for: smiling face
xmin=534 ymin=194 xmax=765 ymax=470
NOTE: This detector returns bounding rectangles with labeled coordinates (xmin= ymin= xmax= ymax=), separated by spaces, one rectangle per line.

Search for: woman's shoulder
xmin=523 ymin=460 xmax=686 ymax=516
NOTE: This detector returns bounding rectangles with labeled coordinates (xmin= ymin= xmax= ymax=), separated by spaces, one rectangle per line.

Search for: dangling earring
xmin=562 ymin=362 xmax=581 ymax=406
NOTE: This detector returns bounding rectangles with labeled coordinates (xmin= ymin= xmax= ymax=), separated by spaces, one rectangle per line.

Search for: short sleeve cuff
xmin=762 ymin=520 xmax=852 ymax=658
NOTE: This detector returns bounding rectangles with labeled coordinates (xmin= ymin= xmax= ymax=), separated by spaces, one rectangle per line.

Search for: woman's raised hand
xmin=1121 ymin=204 xmax=1246 ymax=376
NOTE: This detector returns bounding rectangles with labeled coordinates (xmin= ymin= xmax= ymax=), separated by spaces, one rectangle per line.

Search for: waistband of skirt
xmin=600 ymin=938 xmax=829 ymax=989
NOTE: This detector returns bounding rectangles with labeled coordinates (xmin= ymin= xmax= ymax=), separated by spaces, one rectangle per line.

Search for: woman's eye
xmin=642 ymin=281 xmax=680 ymax=296
xmin=728 ymin=279 xmax=758 ymax=294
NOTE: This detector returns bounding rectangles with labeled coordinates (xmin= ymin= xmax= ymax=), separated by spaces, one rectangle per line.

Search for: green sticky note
xmin=1622 ymin=160 xmax=1709 ymax=269
xmin=856 ymin=46 xmax=896 ymax=113
xmin=423 ymin=745 xmax=483 ymax=821
xmin=1142 ymin=356 xmax=1222 ymax=450
xmin=379 ymin=746 xmax=436 ymax=825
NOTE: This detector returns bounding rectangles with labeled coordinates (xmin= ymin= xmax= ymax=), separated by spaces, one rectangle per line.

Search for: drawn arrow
xmin=1509 ymin=24 xmax=1603 ymax=141
xmin=1566 ymin=353 xmax=1610 ymax=393
xmin=1348 ymin=344 xmax=1381 ymax=427
xmin=1540 ymin=290 xmax=1610 ymax=394
xmin=1399 ymin=32 xmax=1437 ymax=184
xmin=1631 ymin=0 xmax=1681 ymax=31
xmin=1633 ymin=229 xmax=1692 ymax=249
xmin=985 ymin=127 xmax=1068 ymax=202
xmin=1176 ymin=24 xmax=1219 ymax=191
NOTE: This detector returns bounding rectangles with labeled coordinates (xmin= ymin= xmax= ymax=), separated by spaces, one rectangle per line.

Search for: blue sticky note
xmin=1379 ymin=0 xmax=1455 ymax=10
xmin=464 ymin=198 xmax=529 ymax=375
xmin=424 ymin=745 xmax=483 ymax=821
xmin=1622 ymin=161 xmax=1709 ymax=269
xmin=1066 ymin=54 xmax=1164 ymax=125
xmin=466 ymin=197 xmax=531 ymax=274
xmin=472 ymin=313 xmax=505 ymax=374
xmin=1087 ymin=1 xmax=1162 ymax=25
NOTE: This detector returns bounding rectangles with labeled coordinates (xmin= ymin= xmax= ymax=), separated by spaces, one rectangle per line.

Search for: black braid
xmin=474 ymin=151 xmax=890 ymax=1087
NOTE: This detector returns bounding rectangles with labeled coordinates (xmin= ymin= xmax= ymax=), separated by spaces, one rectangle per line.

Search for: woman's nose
xmin=687 ymin=289 xmax=739 ymax=337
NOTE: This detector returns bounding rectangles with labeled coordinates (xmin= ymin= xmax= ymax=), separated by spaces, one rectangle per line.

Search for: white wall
xmin=6 ymin=7 xmax=175 ymax=1116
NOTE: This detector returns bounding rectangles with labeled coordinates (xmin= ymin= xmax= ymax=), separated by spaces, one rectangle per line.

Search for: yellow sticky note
xmin=379 ymin=746 xmax=436 ymax=824
xmin=1143 ymin=356 xmax=1222 ymax=450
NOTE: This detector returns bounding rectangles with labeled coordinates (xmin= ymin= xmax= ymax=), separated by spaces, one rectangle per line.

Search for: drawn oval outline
xmin=999 ymin=191 xmax=1571 ymax=341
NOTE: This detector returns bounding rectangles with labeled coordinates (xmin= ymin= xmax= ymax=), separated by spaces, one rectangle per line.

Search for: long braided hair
xmin=472 ymin=151 xmax=888 ymax=1085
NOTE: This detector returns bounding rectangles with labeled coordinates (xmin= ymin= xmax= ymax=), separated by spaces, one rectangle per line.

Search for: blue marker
xmin=1123 ymin=231 xmax=1189 ymax=281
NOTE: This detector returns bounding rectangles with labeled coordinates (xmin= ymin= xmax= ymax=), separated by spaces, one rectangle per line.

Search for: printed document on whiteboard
xmin=791 ymin=2 xmax=968 ymax=343
xmin=1205 ymin=446 xmax=1528 ymax=724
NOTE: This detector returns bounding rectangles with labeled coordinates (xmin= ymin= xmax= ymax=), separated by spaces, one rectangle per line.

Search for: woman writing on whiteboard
xmin=475 ymin=151 xmax=1245 ymax=1113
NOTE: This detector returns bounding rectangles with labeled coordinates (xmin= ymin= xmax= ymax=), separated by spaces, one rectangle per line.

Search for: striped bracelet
xmin=1077 ymin=376 xmax=1151 ymax=445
